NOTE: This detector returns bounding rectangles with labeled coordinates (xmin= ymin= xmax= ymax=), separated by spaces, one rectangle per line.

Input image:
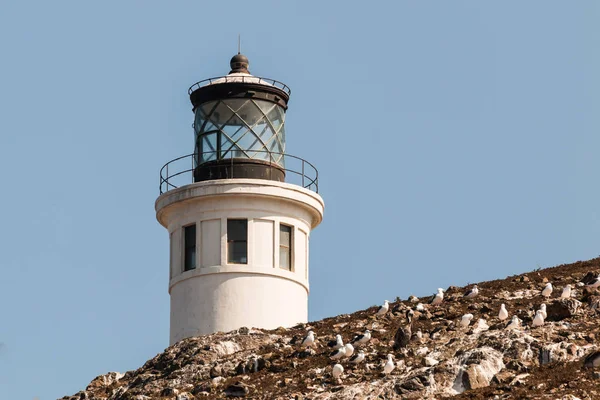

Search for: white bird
xmin=541 ymin=282 xmax=553 ymax=298
xmin=343 ymin=343 xmax=354 ymax=358
xmin=561 ymin=284 xmax=572 ymax=298
xmin=539 ymin=303 xmax=547 ymax=320
xmin=415 ymin=303 xmax=425 ymax=311
xmin=350 ymin=330 xmax=371 ymax=346
xmin=498 ymin=304 xmax=509 ymax=321
xmin=327 ymin=334 xmax=344 ymax=350
xmin=532 ymin=310 xmax=545 ymax=327
xmin=460 ymin=313 xmax=474 ymax=328
xmin=329 ymin=345 xmax=347 ymax=360
xmin=383 ymin=354 xmax=395 ymax=374
xmin=349 ymin=351 xmax=365 ymax=364
xmin=464 ymin=285 xmax=479 ymax=298
xmin=430 ymin=288 xmax=444 ymax=305
xmin=300 ymin=330 xmax=315 ymax=348
xmin=506 ymin=315 xmax=521 ymax=330
xmin=376 ymin=300 xmax=390 ymax=316
xmin=332 ymin=363 xmax=344 ymax=380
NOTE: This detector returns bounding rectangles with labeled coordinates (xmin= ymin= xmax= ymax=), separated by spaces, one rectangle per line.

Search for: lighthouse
xmin=156 ymin=53 xmax=325 ymax=344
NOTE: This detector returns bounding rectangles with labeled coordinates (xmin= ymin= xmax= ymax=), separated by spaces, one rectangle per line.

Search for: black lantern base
xmin=194 ymin=159 xmax=285 ymax=183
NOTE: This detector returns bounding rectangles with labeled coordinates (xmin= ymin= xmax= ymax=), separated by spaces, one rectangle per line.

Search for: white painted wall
xmin=155 ymin=179 xmax=324 ymax=344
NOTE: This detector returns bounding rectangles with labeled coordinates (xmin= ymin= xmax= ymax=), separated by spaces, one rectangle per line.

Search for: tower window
xmin=184 ymin=224 xmax=196 ymax=271
xmin=227 ymin=219 xmax=247 ymax=264
xmin=279 ymin=224 xmax=292 ymax=270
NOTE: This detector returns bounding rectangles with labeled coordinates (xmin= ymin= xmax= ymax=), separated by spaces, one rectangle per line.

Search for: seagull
xmin=349 ymin=351 xmax=365 ymax=364
xmin=584 ymin=351 xmax=600 ymax=368
xmin=329 ymin=345 xmax=347 ymax=360
xmin=539 ymin=303 xmax=547 ymax=320
xmin=343 ymin=343 xmax=354 ymax=358
xmin=532 ymin=310 xmax=545 ymax=327
xmin=460 ymin=313 xmax=474 ymax=328
xmin=506 ymin=315 xmax=521 ymax=330
xmin=541 ymin=282 xmax=553 ymax=298
xmin=393 ymin=310 xmax=414 ymax=350
xmin=376 ymin=300 xmax=390 ymax=316
xmin=561 ymin=284 xmax=572 ymax=298
xmin=332 ymin=363 xmax=344 ymax=380
xmin=585 ymin=275 xmax=600 ymax=289
xmin=415 ymin=303 xmax=425 ymax=311
xmin=350 ymin=329 xmax=371 ymax=346
xmin=327 ymin=334 xmax=344 ymax=350
xmin=430 ymin=288 xmax=444 ymax=305
xmin=463 ymin=285 xmax=479 ymax=298
xmin=383 ymin=354 xmax=395 ymax=374
xmin=300 ymin=330 xmax=315 ymax=348
xmin=580 ymin=272 xmax=598 ymax=285
xmin=498 ymin=304 xmax=509 ymax=321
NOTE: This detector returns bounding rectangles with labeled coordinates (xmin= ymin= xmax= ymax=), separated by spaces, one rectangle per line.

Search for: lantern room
xmin=188 ymin=54 xmax=290 ymax=182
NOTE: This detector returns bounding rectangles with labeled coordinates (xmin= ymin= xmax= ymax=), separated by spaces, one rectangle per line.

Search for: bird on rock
xmin=541 ymin=282 xmax=553 ymax=298
xmin=506 ymin=315 xmax=521 ymax=330
xmin=430 ymin=288 xmax=444 ymax=305
xmin=332 ymin=363 xmax=344 ymax=380
xmin=561 ymin=284 xmax=572 ymax=298
xmin=498 ymin=304 xmax=509 ymax=321
xmin=343 ymin=343 xmax=354 ymax=358
xmin=464 ymin=285 xmax=479 ymax=298
xmin=585 ymin=274 xmax=600 ymax=289
xmin=349 ymin=351 xmax=365 ymax=364
xmin=532 ymin=310 xmax=545 ymax=327
xmin=460 ymin=313 xmax=474 ymax=328
xmin=383 ymin=354 xmax=395 ymax=374
xmin=393 ymin=309 xmax=414 ymax=350
xmin=300 ymin=331 xmax=315 ymax=348
xmin=329 ymin=345 xmax=347 ymax=360
xmin=350 ymin=329 xmax=371 ymax=346
xmin=327 ymin=334 xmax=344 ymax=350
xmin=376 ymin=300 xmax=390 ymax=317
xmin=539 ymin=304 xmax=547 ymax=320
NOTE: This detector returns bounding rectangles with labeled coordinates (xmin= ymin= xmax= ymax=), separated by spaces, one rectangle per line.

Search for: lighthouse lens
xmin=194 ymin=99 xmax=286 ymax=167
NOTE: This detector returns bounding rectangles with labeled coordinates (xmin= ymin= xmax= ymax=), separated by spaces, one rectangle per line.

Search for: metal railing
xmin=188 ymin=75 xmax=291 ymax=96
xmin=159 ymin=151 xmax=318 ymax=194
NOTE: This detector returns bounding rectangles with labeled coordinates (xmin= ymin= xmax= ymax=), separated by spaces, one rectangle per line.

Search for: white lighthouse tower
xmin=156 ymin=54 xmax=324 ymax=345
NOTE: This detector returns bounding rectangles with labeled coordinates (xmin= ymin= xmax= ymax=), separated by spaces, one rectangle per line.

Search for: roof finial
xmin=238 ymin=34 xmax=241 ymax=55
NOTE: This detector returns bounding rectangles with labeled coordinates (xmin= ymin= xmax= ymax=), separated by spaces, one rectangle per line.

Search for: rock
xmin=160 ymin=387 xmax=178 ymax=396
xmin=423 ymin=357 xmax=439 ymax=367
xmin=491 ymin=370 xmax=514 ymax=384
xmin=209 ymin=365 xmax=222 ymax=378
xmin=224 ymin=382 xmax=249 ymax=397
xmin=546 ymin=298 xmax=582 ymax=321
xmin=538 ymin=347 xmax=552 ymax=366
xmin=588 ymin=295 xmax=600 ymax=310
xmin=454 ymin=347 xmax=505 ymax=392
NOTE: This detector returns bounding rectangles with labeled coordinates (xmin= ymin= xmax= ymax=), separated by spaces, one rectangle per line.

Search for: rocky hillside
xmin=62 ymin=258 xmax=600 ymax=400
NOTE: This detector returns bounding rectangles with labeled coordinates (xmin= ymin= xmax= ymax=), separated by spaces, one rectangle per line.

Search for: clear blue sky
xmin=0 ymin=1 xmax=598 ymax=399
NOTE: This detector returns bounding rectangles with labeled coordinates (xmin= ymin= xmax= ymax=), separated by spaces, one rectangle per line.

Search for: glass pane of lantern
xmin=266 ymin=105 xmax=285 ymax=132
xmin=235 ymin=99 xmax=262 ymax=126
xmin=210 ymin=100 xmax=237 ymax=127
xmin=200 ymin=133 xmax=217 ymax=162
